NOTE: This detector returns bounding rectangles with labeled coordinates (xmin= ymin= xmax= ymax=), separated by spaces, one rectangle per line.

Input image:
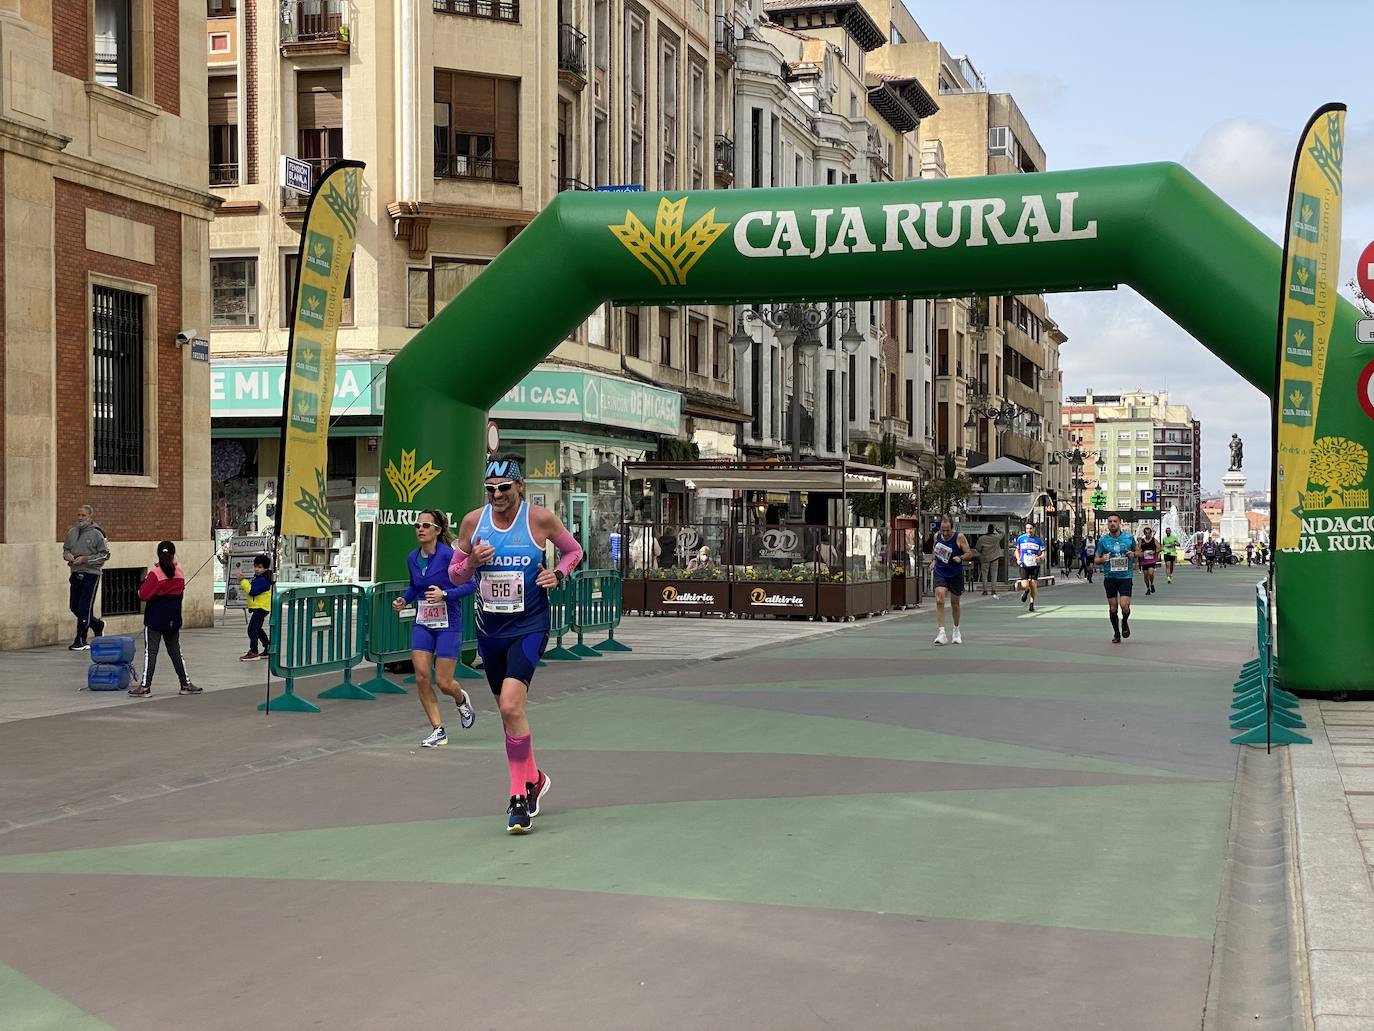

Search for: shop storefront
xmin=210 ymin=358 xmax=388 ymax=585
xmin=211 ymin=359 xmax=689 ymax=583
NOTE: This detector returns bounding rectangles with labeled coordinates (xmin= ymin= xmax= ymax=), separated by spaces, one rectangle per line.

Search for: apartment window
xmin=625 ymin=309 xmax=642 ymax=359
xmin=298 ymin=70 xmax=343 ymax=178
xmin=434 ymin=72 xmax=519 ymax=183
xmin=826 ymin=370 xmax=836 ymax=452
xmin=593 ymin=111 xmax=609 ymax=186
xmin=405 ymin=257 xmax=487 ymax=327
xmin=1136 ymin=465 xmax=1150 ymax=475
xmin=1136 ymin=447 xmax=1150 ymax=457
xmin=750 ymin=107 xmax=762 ymax=189
xmin=432 ymin=0 xmax=519 ymax=21
xmin=283 ymin=253 xmax=354 ymax=328
xmin=91 ymin=285 xmax=145 ymax=475
xmin=94 ymin=0 xmax=134 ymax=94
xmin=750 ymin=342 xmax=762 ymax=439
xmin=1099 ymin=430 xmax=1108 ymax=441
xmin=868 ymin=357 xmax=877 ymax=421
xmin=688 ymin=58 xmax=706 ymax=189
xmin=208 ymin=76 xmax=239 ymax=186
xmin=688 ymin=318 xmax=702 ymax=375
xmin=826 ymin=168 xmax=836 ymax=185
xmin=207 ymin=0 xmax=237 ymax=12
xmin=626 ymin=11 xmax=646 ymax=185
xmin=1117 ymin=482 xmax=1132 ymax=493
xmin=1117 ymin=431 xmax=1131 ymax=441
xmin=712 ymin=324 xmax=724 ymax=380
xmin=659 ymin=36 xmax=678 ymax=188
xmin=211 ymin=257 xmax=257 ymax=328
xmin=905 ymin=301 xmax=915 ymax=353
xmin=905 ymin=379 xmax=914 ymax=436
xmin=770 ymin=113 xmax=781 ymax=186
xmin=1136 ymin=430 xmax=1150 ymax=440
xmin=658 ymin=309 xmax=673 ymax=367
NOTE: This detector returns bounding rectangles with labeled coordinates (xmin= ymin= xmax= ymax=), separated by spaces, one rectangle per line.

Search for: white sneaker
xmin=421 ymin=726 xmax=447 ymax=748
xmin=952 ymin=628 xmax=963 ymax=645
xmin=455 ymin=689 xmax=476 ymax=730
xmin=934 ymin=628 xmax=948 ymax=646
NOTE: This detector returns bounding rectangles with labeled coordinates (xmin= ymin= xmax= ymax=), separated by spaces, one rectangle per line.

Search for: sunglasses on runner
xmin=415 ymin=521 xmax=438 ymax=530
xmin=484 ymin=481 xmax=516 ymax=495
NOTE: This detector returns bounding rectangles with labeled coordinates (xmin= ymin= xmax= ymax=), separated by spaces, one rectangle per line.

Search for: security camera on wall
xmin=175 ymin=329 xmax=197 ymax=347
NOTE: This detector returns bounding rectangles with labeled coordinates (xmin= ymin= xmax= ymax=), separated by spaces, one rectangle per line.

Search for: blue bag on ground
xmin=90 ymin=636 xmax=136 ymax=665
xmin=88 ymin=663 xmax=136 ymax=691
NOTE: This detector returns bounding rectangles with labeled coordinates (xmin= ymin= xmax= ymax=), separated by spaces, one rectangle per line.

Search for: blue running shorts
xmin=412 ymin=624 xmax=461 ymax=660
xmin=477 ymin=631 xmax=548 ymax=695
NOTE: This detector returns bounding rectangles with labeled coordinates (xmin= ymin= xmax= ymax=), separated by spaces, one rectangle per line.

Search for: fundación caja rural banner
xmin=1273 ymin=106 xmax=1346 ymax=553
xmin=275 ymin=160 xmax=365 ymax=540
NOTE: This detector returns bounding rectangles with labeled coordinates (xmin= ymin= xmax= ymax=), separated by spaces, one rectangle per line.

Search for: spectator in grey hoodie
xmin=63 ymin=504 xmax=109 ymax=650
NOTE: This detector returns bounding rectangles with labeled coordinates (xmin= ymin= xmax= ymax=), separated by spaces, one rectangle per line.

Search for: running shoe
xmin=179 ymin=682 xmax=202 ymax=695
xmin=951 ymin=627 xmax=963 ymax=645
xmin=421 ymin=726 xmax=447 ymax=748
xmin=456 ymin=689 xmax=476 ymax=730
xmin=1029 ymin=603 xmax=1036 ymax=613
xmin=1111 ymin=635 xmax=1121 ymax=644
xmin=507 ymin=795 xmax=532 ymax=834
xmin=1121 ymin=621 xmax=1131 ymax=640
xmin=128 ymin=684 xmax=150 ymax=696
xmin=239 ymin=651 xmax=259 ymax=662
xmin=1021 ymin=588 xmax=1029 ymax=603
xmin=68 ymin=641 xmax=89 ymax=652
xmin=933 ymin=628 xmax=948 ymax=646
xmin=526 ymin=770 xmax=551 ymax=818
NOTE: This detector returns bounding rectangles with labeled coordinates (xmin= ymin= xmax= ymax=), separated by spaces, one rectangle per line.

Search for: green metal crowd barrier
xmin=260 ymin=584 xmax=372 ymax=712
xmin=569 ymin=569 xmax=631 ymax=657
xmin=544 ymin=577 xmax=580 ymax=661
xmin=357 ymin=581 xmax=412 ymax=696
xmin=1230 ymin=581 xmax=1310 ymax=749
xmin=259 ymin=572 xmax=629 ymax=711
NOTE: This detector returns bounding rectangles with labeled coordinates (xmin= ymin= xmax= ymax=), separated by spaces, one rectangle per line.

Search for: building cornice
xmin=0 ymin=117 xmax=221 ymax=220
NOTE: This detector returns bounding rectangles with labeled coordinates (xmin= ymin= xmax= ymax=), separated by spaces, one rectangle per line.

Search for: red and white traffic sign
xmin=1358 ymin=239 xmax=1374 ymax=299
xmin=1358 ymin=359 xmax=1374 ymax=422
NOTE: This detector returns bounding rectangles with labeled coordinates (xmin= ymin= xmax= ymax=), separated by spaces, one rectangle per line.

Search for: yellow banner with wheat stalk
xmin=277 ymin=161 xmax=364 ymax=539
xmin=1273 ymin=107 xmax=1344 ymax=551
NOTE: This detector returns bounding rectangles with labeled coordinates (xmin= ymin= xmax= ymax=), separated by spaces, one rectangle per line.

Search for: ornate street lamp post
xmin=1048 ymin=435 xmax=1102 ymax=540
xmin=730 ymin=304 xmax=863 ymax=518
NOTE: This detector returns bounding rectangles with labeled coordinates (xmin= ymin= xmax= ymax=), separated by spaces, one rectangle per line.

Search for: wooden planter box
xmin=891 ymin=575 xmax=919 ymax=609
xmin=730 ymin=581 xmax=817 ymax=619
xmin=621 ymin=577 xmax=646 ymax=614
xmin=816 ymin=579 xmax=891 ymax=619
xmin=642 ymin=578 xmax=729 ymax=615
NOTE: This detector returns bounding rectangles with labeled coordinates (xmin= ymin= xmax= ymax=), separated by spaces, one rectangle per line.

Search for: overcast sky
xmin=911 ymin=0 xmax=1374 ymax=493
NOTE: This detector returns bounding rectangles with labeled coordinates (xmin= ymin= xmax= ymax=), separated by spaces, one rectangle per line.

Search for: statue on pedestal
xmin=1229 ymin=434 xmax=1243 ymax=471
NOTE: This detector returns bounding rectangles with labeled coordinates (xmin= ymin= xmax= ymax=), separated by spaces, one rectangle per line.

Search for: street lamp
xmin=732 ymin=303 xmax=863 ymax=518
xmin=1047 ymin=436 xmax=1101 ymax=540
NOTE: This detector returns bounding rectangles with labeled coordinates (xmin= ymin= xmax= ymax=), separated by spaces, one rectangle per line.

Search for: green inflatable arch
xmin=378 ymin=162 xmax=1367 ymax=697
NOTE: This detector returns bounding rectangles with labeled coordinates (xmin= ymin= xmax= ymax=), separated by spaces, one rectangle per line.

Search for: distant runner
xmin=930 ymin=515 xmax=972 ymax=646
xmin=1161 ymin=527 xmax=1181 ymax=584
xmin=1013 ymin=521 xmax=1045 ymax=614
xmin=1094 ymin=514 xmax=1139 ymax=644
xmin=1138 ymin=525 xmax=1161 ymax=595
xmin=1202 ymin=537 xmax=1217 ymax=573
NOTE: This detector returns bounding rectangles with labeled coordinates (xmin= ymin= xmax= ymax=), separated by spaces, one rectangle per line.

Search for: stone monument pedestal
xmin=1220 ymin=469 xmax=1249 ymax=545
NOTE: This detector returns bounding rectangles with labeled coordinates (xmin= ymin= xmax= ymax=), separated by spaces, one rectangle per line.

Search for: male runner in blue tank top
xmin=449 ymin=455 xmax=584 ymax=833
xmin=929 ymin=514 xmax=972 ymax=645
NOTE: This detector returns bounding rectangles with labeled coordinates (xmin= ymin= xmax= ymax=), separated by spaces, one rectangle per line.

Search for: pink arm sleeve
xmin=448 ymin=546 xmax=475 ymax=585
xmin=552 ymin=527 xmax=583 ymax=576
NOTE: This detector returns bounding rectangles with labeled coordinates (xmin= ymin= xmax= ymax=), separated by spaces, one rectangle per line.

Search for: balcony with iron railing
xmin=435 ymin=152 xmax=519 ymax=185
xmin=714 ymin=16 xmax=736 ymax=64
xmin=558 ymin=23 xmax=587 ymax=85
xmin=281 ymin=0 xmax=349 ymax=52
xmin=433 ymin=0 xmax=518 ymax=21
xmin=209 ymin=163 xmax=239 ymax=187
xmin=558 ymin=177 xmax=591 ymax=192
xmin=713 ymin=134 xmax=734 ymax=185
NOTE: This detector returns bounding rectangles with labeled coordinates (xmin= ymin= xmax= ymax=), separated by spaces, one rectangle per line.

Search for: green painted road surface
xmin=0 ymin=567 xmax=1262 ymax=1030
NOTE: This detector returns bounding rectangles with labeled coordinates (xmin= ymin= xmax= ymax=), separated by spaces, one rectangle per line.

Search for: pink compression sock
xmin=505 ymin=732 xmax=534 ymax=796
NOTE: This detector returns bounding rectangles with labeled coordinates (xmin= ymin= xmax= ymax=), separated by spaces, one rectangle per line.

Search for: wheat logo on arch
xmin=610 ymin=197 xmax=730 ymax=287
xmin=386 ymin=448 xmax=441 ymax=504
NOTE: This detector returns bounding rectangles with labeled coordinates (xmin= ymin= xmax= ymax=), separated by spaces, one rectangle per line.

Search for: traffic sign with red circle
xmin=1358 ymin=240 xmax=1374 ymax=299
xmin=1358 ymin=358 xmax=1374 ymax=421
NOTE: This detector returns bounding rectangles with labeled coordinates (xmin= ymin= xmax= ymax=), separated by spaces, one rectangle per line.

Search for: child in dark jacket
xmin=239 ymin=554 xmax=273 ymax=661
xmin=131 ymin=541 xmax=200 ymax=697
